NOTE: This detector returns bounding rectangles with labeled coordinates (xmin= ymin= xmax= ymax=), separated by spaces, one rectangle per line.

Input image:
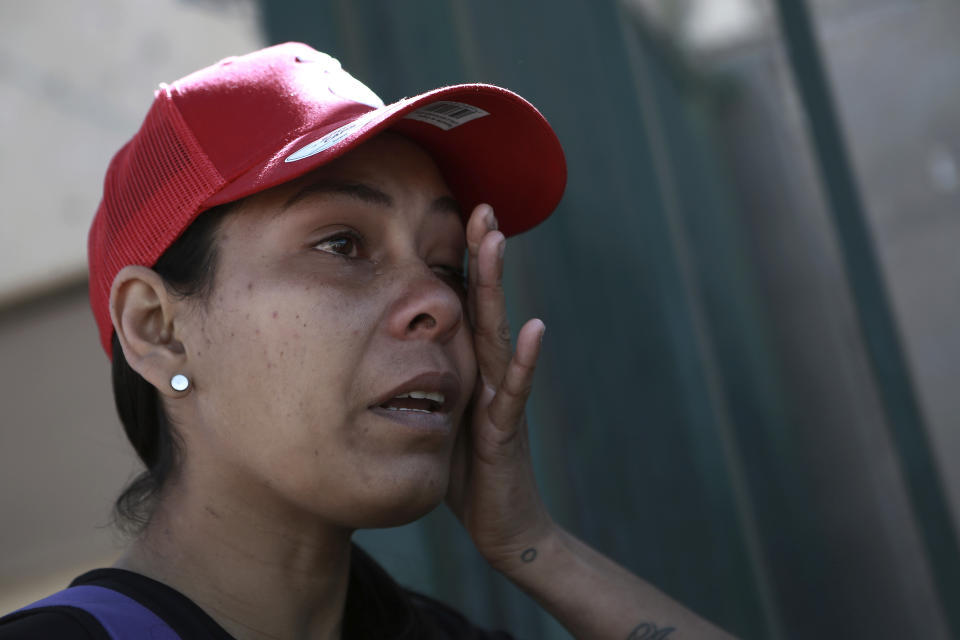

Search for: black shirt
xmin=0 ymin=568 xmax=514 ymax=639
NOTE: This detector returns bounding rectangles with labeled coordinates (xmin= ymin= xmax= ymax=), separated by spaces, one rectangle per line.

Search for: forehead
xmin=212 ymin=133 xmax=465 ymax=249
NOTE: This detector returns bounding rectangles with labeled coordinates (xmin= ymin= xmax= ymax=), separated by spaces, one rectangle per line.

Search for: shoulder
xmin=407 ymin=590 xmax=516 ymax=640
xmin=0 ymin=568 xmax=233 ymax=640
xmin=0 ymin=606 xmax=107 ymax=639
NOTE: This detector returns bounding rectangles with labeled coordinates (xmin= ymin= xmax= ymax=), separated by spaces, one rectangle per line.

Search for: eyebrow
xmin=282 ymin=179 xmax=462 ymax=218
xmin=282 ymin=180 xmax=390 ymax=210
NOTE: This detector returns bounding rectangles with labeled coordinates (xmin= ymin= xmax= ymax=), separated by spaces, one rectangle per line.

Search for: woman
xmin=0 ymin=43 xmax=734 ymax=639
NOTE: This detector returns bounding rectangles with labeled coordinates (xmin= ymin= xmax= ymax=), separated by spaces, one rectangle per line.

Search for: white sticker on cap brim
xmin=404 ymin=101 xmax=489 ymax=130
xmin=285 ymin=110 xmax=382 ymax=163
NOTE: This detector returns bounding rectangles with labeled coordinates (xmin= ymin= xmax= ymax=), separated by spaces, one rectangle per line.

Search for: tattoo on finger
xmin=520 ymin=548 xmax=537 ymax=563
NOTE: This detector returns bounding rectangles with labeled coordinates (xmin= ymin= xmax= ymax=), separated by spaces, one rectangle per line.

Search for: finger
xmin=466 ymin=204 xmax=497 ymax=324
xmin=487 ymin=319 xmax=545 ymax=435
xmin=472 ymin=228 xmax=512 ymax=384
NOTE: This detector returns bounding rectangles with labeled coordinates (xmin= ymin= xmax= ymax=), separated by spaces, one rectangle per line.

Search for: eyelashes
xmin=311 ymin=231 xmax=467 ymax=293
xmin=312 ymin=231 xmax=362 ymax=258
xmin=431 ymin=265 xmax=467 ymax=295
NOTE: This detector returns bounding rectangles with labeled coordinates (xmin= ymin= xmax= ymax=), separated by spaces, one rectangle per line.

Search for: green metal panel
xmin=773 ymin=4 xmax=960 ymax=637
xmin=259 ymin=2 xmax=771 ymax=638
xmin=258 ymin=1 xmax=956 ymax=638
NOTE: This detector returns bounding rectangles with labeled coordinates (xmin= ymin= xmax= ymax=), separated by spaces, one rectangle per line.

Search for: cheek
xmin=193 ymin=281 xmax=371 ymax=438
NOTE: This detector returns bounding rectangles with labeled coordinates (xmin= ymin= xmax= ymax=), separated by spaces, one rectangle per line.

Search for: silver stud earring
xmin=170 ymin=374 xmax=190 ymax=392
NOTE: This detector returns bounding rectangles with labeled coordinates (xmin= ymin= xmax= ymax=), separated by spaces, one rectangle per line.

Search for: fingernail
xmin=485 ymin=206 xmax=498 ymax=231
xmin=497 ymin=235 xmax=506 ymax=259
xmin=539 ymin=325 xmax=546 ymax=345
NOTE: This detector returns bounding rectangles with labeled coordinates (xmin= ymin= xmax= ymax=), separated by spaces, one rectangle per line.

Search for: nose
xmin=385 ymin=264 xmax=464 ymax=344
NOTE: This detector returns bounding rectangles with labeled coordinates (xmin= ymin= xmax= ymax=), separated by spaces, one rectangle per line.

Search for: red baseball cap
xmin=88 ymin=42 xmax=566 ymax=357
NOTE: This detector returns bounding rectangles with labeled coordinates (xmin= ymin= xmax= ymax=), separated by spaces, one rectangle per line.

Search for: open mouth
xmin=370 ymin=372 xmax=460 ymax=425
xmin=378 ymin=391 xmax=446 ymax=414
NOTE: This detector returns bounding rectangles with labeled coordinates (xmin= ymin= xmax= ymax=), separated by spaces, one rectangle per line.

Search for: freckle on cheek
xmin=272 ymin=311 xmax=279 ymax=319
xmin=247 ymin=282 xmax=253 ymax=291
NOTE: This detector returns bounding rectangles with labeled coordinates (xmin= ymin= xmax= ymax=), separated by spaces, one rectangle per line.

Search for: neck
xmin=114 ymin=471 xmax=353 ymax=640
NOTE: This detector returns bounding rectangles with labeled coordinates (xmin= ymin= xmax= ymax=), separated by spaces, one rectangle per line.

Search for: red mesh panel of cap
xmin=88 ymin=88 xmax=224 ymax=356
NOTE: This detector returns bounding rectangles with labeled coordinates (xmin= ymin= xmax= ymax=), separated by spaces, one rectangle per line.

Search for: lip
xmin=369 ymin=371 xmax=462 ymax=415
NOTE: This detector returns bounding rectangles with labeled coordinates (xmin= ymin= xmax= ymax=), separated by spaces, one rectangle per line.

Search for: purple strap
xmin=15 ymin=585 xmax=180 ymax=639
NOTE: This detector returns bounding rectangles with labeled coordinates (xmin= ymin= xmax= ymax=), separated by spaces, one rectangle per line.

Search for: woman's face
xmin=170 ymin=133 xmax=477 ymax=528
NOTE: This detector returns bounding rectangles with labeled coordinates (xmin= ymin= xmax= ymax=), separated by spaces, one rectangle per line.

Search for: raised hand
xmin=446 ymin=203 xmax=554 ymax=569
xmin=444 ymin=206 xmax=737 ymax=640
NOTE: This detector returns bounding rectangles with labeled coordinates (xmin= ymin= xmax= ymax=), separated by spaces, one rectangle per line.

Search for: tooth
xmin=393 ymin=391 xmax=445 ymax=403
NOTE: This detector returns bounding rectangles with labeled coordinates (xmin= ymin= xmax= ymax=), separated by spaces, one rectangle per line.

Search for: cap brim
xmin=202 ymin=84 xmax=566 ymax=237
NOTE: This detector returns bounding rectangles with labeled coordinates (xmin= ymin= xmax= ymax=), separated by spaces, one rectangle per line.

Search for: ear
xmin=110 ymin=265 xmax=189 ymax=398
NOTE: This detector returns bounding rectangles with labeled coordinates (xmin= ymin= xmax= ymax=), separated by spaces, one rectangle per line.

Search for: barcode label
xmin=404 ymin=101 xmax=490 ymax=130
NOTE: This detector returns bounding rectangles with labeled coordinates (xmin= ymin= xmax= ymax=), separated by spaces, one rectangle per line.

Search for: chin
xmin=347 ymin=470 xmax=449 ymax=528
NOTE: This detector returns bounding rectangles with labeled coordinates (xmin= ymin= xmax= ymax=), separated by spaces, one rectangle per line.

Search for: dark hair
xmin=110 ymin=203 xmax=230 ymax=535
xmin=108 ymin=202 xmax=436 ymax=637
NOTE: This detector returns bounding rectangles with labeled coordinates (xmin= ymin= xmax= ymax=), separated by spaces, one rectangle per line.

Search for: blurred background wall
xmin=2 ymin=1 xmax=959 ymax=638
xmin=0 ymin=0 xmax=265 ymax=615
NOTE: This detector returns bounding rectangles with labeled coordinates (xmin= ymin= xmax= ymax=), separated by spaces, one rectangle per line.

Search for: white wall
xmin=0 ymin=0 xmax=264 ymax=305
xmin=0 ymin=0 xmax=264 ymax=612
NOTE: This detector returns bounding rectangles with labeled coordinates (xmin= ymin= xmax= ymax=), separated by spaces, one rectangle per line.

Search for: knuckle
xmin=475 ymin=279 xmax=502 ymax=292
xmin=504 ymin=378 xmax=533 ymax=401
xmin=474 ymin=320 xmax=512 ymax=349
xmin=473 ymin=324 xmax=500 ymax=341
xmin=488 ymin=404 xmax=523 ymax=435
xmin=492 ymin=426 xmax=521 ymax=447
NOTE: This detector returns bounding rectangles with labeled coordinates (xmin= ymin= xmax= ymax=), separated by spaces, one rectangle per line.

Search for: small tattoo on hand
xmin=520 ymin=548 xmax=537 ymax=563
xmin=626 ymin=622 xmax=676 ymax=639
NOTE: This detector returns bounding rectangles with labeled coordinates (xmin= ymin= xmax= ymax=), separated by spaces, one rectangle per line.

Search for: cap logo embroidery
xmin=285 ymin=110 xmax=382 ymax=163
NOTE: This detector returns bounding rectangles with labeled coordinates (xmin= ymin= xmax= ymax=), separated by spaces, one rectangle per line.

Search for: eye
xmin=313 ymin=231 xmax=361 ymax=258
xmin=432 ymin=264 xmax=467 ymax=295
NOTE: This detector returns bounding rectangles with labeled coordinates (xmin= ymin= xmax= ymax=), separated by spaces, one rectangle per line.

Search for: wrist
xmin=485 ymin=518 xmax=566 ymax=577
